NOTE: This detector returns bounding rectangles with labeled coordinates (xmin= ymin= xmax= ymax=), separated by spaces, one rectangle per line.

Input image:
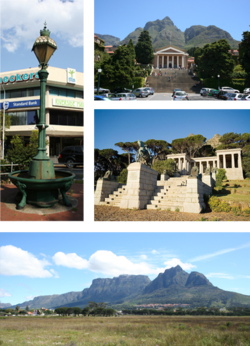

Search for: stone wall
xmin=94 ymin=179 xmax=120 ymax=205
xmin=120 ymin=162 xmax=158 ymax=209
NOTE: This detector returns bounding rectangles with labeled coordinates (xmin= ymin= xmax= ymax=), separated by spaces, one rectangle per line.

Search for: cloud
xmin=206 ymin=273 xmax=235 ymax=280
xmin=141 ymin=255 xmax=147 ymax=260
xmin=190 ymin=243 xmax=250 ymax=262
xmin=151 ymin=250 xmax=159 ymax=254
xmin=1 ymin=0 xmax=83 ymax=52
xmin=25 ymin=295 xmax=37 ymax=301
xmin=0 ymin=288 xmax=12 ymax=297
xmin=0 ymin=245 xmax=53 ymax=278
xmin=52 ymin=252 xmax=88 ymax=269
xmin=164 ymin=258 xmax=196 ymax=271
xmin=50 ymin=269 xmax=59 ymax=278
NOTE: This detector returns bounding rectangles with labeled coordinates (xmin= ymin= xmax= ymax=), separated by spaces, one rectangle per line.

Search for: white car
xmin=243 ymin=88 xmax=250 ymax=94
xmin=220 ymin=86 xmax=239 ymax=93
xmin=224 ymin=93 xmax=244 ymax=100
xmin=173 ymin=91 xmax=189 ymax=100
xmin=200 ymin=88 xmax=211 ymax=96
xmin=241 ymin=94 xmax=250 ymax=101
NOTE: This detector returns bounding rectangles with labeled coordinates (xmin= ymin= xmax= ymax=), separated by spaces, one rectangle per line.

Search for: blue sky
xmin=0 ymin=232 xmax=250 ymax=306
xmin=95 ymin=110 xmax=250 ymax=153
xmin=1 ymin=0 xmax=83 ymax=72
xmin=94 ymin=0 xmax=249 ymax=42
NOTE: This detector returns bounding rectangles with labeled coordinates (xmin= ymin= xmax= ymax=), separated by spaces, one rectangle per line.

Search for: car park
xmin=144 ymin=87 xmax=155 ymax=95
xmin=94 ymin=95 xmax=112 ymax=101
xmin=111 ymin=87 xmax=132 ymax=93
xmin=173 ymin=91 xmax=189 ymax=100
xmin=110 ymin=93 xmax=136 ymax=101
xmin=58 ymin=146 xmax=83 ymax=168
xmin=241 ymin=94 xmax=250 ymax=101
xmin=172 ymin=88 xmax=181 ymax=96
xmin=217 ymin=90 xmax=229 ymax=100
xmin=224 ymin=93 xmax=244 ymax=101
xmin=220 ymin=86 xmax=240 ymax=93
xmin=243 ymin=88 xmax=250 ymax=94
xmin=200 ymin=88 xmax=211 ymax=96
xmin=132 ymin=88 xmax=148 ymax=98
xmin=208 ymin=89 xmax=219 ymax=96
xmin=94 ymin=87 xmax=110 ymax=94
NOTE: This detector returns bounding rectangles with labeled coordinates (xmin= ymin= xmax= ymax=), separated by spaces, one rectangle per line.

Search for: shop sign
xmin=52 ymin=98 xmax=83 ymax=109
xmin=0 ymin=71 xmax=39 ymax=85
xmin=0 ymin=99 xmax=40 ymax=109
xmin=67 ymin=68 xmax=76 ymax=84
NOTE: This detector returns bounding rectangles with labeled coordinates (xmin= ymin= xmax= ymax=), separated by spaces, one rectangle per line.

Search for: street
xmin=137 ymin=93 xmax=223 ymax=101
xmin=55 ymin=165 xmax=84 ymax=180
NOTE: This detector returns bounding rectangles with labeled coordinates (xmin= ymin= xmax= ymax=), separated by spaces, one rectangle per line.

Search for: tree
xmin=112 ymin=45 xmax=134 ymax=88
xmin=135 ymin=30 xmax=155 ymax=64
xmin=73 ymin=307 xmax=82 ymax=316
xmin=199 ymin=40 xmax=235 ymax=78
xmin=242 ymin=144 xmax=250 ymax=178
xmin=26 ymin=305 xmax=29 ymax=311
xmin=144 ymin=139 xmax=171 ymax=164
xmin=152 ymin=159 xmax=177 ymax=177
xmin=82 ymin=306 xmax=91 ymax=316
xmin=127 ymin=39 xmax=136 ymax=68
xmin=115 ymin=141 xmax=137 ymax=165
xmin=117 ymin=168 xmax=128 ymax=184
xmin=0 ymin=111 xmax=11 ymax=141
xmin=171 ymin=135 xmax=206 ymax=158
xmin=15 ymin=306 xmax=20 ymax=312
xmin=239 ymin=31 xmax=250 ymax=86
xmin=187 ymin=47 xmax=199 ymax=57
xmin=95 ymin=53 xmax=114 ymax=89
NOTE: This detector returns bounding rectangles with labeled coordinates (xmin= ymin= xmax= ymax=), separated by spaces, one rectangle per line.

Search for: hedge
xmin=203 ymin=78 xmax=245 ymax=92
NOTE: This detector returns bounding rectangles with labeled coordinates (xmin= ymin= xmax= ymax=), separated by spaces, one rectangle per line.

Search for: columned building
xmin=153 ymin=46 xmax=189 ymax=69
xmin=167 ymin=148 xmax=244 ymax=180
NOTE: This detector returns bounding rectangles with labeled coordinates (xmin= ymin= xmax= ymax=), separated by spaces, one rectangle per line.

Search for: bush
xmin=216 ymin=169 xmax=227 ymax=188
xmin=203 ymin=77 xmax=245 ymax=92
xmin=117 ymin=168 xmax=128 ymax=184
xmin=152 ymin=159 xmax=177 ymax=178
xmin=208 ymin=196 xmax=231 ymax=212
xmin=133 ymin=77 xmax=145 ymax=88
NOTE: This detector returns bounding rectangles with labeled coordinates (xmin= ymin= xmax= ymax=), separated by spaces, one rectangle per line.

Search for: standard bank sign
xmin=0 ymin=99 xmax=40 ymax=110
xmin=0 ymin=71 xmax=39 ymax=84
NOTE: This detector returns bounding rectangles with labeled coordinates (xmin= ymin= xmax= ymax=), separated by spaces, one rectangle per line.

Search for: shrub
xmin=208 ymin=196 xmax=231 ymax=212
xmin=152 ymin=159 xmax=177 ymax=177
xmin=244 ymin=208 xmax=250 ymax=216
xmin=117 ymin=168 xmax=128 ymax=184
xmin=216 ymin=169 xmax=227 ymax=188
xmin=175 ymin=207 xmax=180 ymax=212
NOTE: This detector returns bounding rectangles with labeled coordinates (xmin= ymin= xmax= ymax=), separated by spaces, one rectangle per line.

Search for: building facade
xmin=0 ymin=66 xmax=84 ymax=159
xmin=167 ymin=148 xmax=244 ymax=180
xmin=153 ymin=46 xmax=189 ymax=69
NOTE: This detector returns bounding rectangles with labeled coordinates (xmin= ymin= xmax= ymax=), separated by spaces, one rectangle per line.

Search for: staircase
xmin=99 ymin=184 xmax=126 ymax=207
xmin=148 ymin=69 xmax=202 ymax=93
xmin=147 ymin=177 xmax=188 ymax=211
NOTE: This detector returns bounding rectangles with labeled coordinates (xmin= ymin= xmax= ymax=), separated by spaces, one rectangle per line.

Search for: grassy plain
xmin=1 ymin=315 xmax=250 ymax=346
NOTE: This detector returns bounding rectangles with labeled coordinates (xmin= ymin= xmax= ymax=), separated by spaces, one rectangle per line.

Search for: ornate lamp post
xmin=97 ymin=68 xmax=102 ymax=95
xmin=29 ymin=22 xmax=57 ymax=179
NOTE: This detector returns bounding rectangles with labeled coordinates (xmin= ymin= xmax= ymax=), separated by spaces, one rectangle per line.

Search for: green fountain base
xmin=8 ymin=170 xmax=75 ymax=209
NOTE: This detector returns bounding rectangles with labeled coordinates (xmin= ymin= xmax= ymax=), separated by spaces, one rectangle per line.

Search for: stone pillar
xmin=94 ymin=179 xmax=120 ymax=205
xmin=167 ymin=55 xmax=169 ymax=67
xmin=120 ymin=162 xmax=158 ymax=209
xmin=162 ymin=55 xmax=164 ymax=68
xmin=177 ymin=55 xmax=179 ymax=68
xmin=172 ymin=56 xmax=174 ymax=67
xmin=183 ymin=178 xmax=206 ymax=213
xmin=223 ymin=154 xmax=226 ymax=169
xmin=212 ymin=160 xmax=215 ymax=167
xmin=157 ymin=55 xmax=159 ymax=68
xmin=238 ymin=153 xmax=242 ymax=167
xmin=232 ymin=154 xmax=235 ymax=168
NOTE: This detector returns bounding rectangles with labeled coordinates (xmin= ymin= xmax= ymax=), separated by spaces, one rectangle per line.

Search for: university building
xmin=153 ymin=45 xmax=189 ymax=69
xmin=0 ymin=66 xmax=84 ymax=159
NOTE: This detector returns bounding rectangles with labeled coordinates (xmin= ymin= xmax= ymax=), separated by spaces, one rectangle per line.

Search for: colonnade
xmin=156 ymin=55 xmax=185 ymax=69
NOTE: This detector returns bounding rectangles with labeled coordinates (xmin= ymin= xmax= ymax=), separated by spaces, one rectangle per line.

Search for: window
xmin=9 ymin=110 xmax=37 ymax=125
xmin=1 ymin=87 xmax=40 ymax=99
xmin=50 ymin=109 xmax=83 ymax=126
xmin=49 ymin=87 xmax=83 ymax=99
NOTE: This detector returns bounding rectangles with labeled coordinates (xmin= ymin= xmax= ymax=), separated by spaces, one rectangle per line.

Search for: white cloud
xmin=190 ymin=243 xmax=250 ymax=262
xmin=206 ymin=273 xmax=235 ymax=280
xmin=141 ymin=255 xmax=147 ymax=260
xmin=0 ymin=288 xmax=12 ymax=297
xmin=25 ymin=295 xmax=37 ymax=301
xmin=0 ymin=245 xmax=53 ymax=278
xmin=50 ymin=269 xmax=59 ymax=278
xmin=151 ymin=250 xmax=159 ymax=254
xmin=1 ymin=0 xmax=83 ymax=52
xmin=164 ymin=258 xmax=196 ymax=271
xmin=52 ymin=252 xmax=88 ymax=269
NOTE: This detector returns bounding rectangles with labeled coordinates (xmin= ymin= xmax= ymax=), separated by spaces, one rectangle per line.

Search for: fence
xmin=0 ymin=162 xmax=19 ymax=176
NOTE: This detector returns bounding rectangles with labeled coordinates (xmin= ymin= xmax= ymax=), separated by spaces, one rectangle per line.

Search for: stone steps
xmin=100 ymin=184 xmax=126 ymax=207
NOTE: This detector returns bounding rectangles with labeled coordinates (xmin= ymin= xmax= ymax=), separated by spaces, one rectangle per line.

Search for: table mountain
xmin=206 ymin=134 xmax=222 ymax=148
xmin=100 ymin=16 xmax=240 ymax=50
xmin=95 ymin=33 xmax=120 ymax=46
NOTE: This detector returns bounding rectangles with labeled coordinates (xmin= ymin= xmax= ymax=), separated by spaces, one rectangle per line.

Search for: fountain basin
xmin=8 ymin=170 xmax=75 ymax=209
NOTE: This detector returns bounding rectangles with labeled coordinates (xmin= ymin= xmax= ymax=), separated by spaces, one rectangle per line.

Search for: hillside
xmin=99 ymin=16 xmax=240 ymax=50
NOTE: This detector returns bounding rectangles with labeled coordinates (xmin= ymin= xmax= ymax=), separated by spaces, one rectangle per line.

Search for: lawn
xmin=0 ymin=315 xmax=250 ymax=346
xmin=215 ymin=179 xmax=250 ymax=205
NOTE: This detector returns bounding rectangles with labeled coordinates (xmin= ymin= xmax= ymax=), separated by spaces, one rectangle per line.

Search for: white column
xmin=232 ymin=154 xmax=235 ymax=168
xmin=157 ymin=55 xmax=159 ymax=68
xmin=167 ymin=55 xmax=169 ymax=67
xmin=212 ymin=160 xmax=215 ymax=167
xmin=162 ymin=55 xmax=164 ymax=68
xmin=172 ymin=56 xmax=174 ymax=68
xmin=223 ymin=154 xmax=226 ymax=169
xmin=200 ymin=162 xmax=202 ymax=173
xmin=207 ymin=161 xmax=209 ymax=170
xmin=177 ymin=56 xmax=179 ymax=68
xmin=182 ymin=56 xmax=184 ymax=68
xmin=238 ymin=153 xmax=242 ymax=168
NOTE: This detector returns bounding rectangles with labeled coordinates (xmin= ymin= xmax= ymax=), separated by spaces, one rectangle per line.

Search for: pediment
xmin=155 ymin=46 xmax=187 ymax=55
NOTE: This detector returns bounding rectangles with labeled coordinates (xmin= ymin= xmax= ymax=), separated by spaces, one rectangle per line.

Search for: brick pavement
xmin=93 ymin=205 xmax=250 ymax=223
xmin=0 ymin=183 xmax=83 ymax=221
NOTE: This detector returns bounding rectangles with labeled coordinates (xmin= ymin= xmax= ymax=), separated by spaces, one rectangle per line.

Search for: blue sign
xmin=0 ymin=99 xmax=40 ymax=110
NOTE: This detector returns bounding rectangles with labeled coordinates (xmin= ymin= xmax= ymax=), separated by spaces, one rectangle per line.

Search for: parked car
xmin=94 ymin=87 xmax=110 ymax=94
xmin=200 ymin=88 xmax=211 ymax=96
xmin=132 ymin=88 xmax=148 ymax=98
xmin=111 ymin=87 xmax=132 ymax=93
xmin=217 ymin=90 xmax=229 ymax=100
xmin=224 ymin=93 xmax=244 ymax=101
xmin=241 ymin=94 xmax=250 ymax=101
xmin=220 ymin=86 xmax=240 ymax=93
xmin=58 ymin=146 xmax=83 ymax=168
xmin=94 ymin=95 xmax=112 ymax=101
xmin=208 ymin=89 xmax=219 ymax=96
xmin=110 ymin=93 xmax=137 ymax=101
xmin=144 ymin=87 xmax=155 ymax=95
xmin=243 ymin=88 xmax=250 ymax=94
xmin=173 ymin=91 xmax=189 ymax=100
xmin=172 ymin=88 xmax=181 ymax=96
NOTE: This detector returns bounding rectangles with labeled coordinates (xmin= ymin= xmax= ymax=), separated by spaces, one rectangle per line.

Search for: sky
xmin=95 ymin=109 xmax=250 ymax=153
xmin=0 ymin=232 xmax=250 ymax=306
xmin=0 ymin=0 xmax=83 ymax=73
xmin=94 ymin=0 xmax=249 ymax=42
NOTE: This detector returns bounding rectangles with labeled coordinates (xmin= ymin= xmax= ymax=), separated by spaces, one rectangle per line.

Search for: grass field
xmin=1 ymin=315 xmax=250 ymax=346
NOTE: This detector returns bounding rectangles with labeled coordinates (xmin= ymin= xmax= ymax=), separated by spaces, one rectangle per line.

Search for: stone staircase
xmin=147 ymin=177 xmax=188 ymax=211
xmin=99 ymin=184 xmax=126 ymax=207
xmin=148 ymin=69 xmax=202 ymax=94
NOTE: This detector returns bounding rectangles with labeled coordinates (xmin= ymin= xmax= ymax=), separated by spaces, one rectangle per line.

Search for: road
xmin=54 ymin=165 xmax=83 ymax=180
xmin=137 ymin=93 xmax=223 ymax=101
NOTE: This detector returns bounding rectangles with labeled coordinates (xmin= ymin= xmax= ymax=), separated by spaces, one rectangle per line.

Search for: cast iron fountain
xmin=8 ymin=23 xmax=75 ymax=209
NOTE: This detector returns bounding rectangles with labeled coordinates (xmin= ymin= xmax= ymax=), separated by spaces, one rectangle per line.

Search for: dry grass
xmin=0 ymin=315 xmax=250 ymax=346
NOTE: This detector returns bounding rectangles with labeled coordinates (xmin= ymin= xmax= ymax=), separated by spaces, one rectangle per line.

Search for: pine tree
xmin=135 ymin=30 xmax=155 ymax=64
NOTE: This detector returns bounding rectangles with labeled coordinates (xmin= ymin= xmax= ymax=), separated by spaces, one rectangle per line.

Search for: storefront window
xmin=27 ymin=111 xmax=37 ymax=125
xmin=50 ymin=110 xmax=83 ymax=126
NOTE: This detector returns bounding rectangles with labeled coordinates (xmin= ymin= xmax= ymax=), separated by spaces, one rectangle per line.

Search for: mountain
xmin=8 ymin=267 xmax=250 ymax=310
xmin=206 ymin=134 xmax=222 ymax=148
xmin=95 ymin=33 xmax=120 ymax=46
xmin=99 ymin=16 xmax=240 ymax=50
xmin=0 ymin=302 xmax=11 ymax=308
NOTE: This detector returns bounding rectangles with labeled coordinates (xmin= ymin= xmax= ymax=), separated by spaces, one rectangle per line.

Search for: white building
xmin=0 ymin=66 xmax=84 ymax=159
